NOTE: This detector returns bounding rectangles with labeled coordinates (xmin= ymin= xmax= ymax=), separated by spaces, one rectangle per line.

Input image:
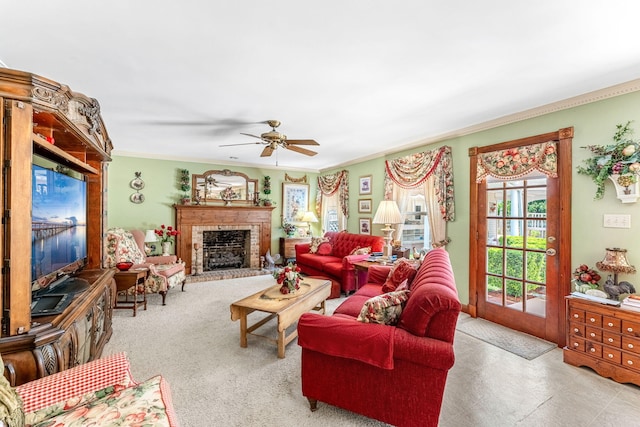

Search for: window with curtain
xmin=384 ymin=146 xmax=455 ymax=248
xmin=316 ymin=170 xmax=349 ymax=233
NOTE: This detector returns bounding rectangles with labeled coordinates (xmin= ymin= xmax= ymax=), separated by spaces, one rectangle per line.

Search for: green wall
xmin=107 ymin=158 xmax=319 ymax=255
xmin=108 ymin=91 xmax=640 ymax=304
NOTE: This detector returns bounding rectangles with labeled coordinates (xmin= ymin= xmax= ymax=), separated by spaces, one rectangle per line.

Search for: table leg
xmin=239 ymin=312 xmax=248 ymax=348
xmin=277 ymin=328 xmax=286 ymax=358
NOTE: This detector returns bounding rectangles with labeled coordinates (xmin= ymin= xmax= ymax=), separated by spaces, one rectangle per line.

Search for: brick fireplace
xmin=174 ymin=204 xmax=275 ymax=277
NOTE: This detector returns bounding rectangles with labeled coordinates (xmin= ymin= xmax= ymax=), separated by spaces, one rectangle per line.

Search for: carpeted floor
xmin=103 ymin=275 xmax=389 ymax=427
xmin=456 ymin=317 xmax=556 ymax=360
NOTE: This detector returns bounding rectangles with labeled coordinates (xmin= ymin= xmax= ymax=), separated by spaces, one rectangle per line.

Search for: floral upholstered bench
xmin=0 ymin=352 xmax=179 ymax=426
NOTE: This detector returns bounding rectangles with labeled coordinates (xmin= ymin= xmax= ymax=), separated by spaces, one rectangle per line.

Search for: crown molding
xmin=322 ymin=78 xmax=640 ymax=173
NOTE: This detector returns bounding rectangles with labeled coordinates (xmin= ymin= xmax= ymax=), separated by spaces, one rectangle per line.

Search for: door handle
xmin=546 ymin=248 xmax=557 ymax=256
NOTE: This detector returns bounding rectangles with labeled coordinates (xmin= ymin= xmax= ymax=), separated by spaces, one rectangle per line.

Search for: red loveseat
xmin=295 ymin=231 xmax=384 ymax=295
xmin=297 ymin=248 xmax=460 ymax=427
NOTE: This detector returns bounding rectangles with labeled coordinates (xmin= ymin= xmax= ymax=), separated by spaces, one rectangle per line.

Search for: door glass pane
xmin=506 ymin=249 xmax=523 ymax=279
xmin=487 ymin=190 xmax=503 ymax=216
xmin=486 ymin=276 xmax=502 ymax=305
xmin=487 ymin=219 xmax=503 ymax=246
xmin=505 ymin=222 xmax=524 ymax=247
xmin=526 ymin=283 xmax=546 ymax=317
xmin=505 ymin=188 xmax=524 ymax=218
xmin=487 ymin=248 xmax=503 ymax=275
xmin=526 ymin=251 xmax=546 ymax=283
xmin=505 ymin=279 xmax=523 ymax=307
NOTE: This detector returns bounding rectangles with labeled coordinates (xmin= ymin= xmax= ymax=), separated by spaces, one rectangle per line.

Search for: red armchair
xmin=297 ymin=248 xmax=460 ymax=427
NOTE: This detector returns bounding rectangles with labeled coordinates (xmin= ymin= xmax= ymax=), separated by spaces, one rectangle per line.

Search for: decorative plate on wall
xmin=130 ymin=192 xmax=145 ymax=204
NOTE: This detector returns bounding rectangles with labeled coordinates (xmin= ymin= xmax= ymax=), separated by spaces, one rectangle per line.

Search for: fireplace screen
xmin=202 ymin=230 xmax=250 ymax=271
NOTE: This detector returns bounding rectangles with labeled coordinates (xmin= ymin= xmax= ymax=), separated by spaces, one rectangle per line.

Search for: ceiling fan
xmin=220 ymin=120 xmax=319 ymax=157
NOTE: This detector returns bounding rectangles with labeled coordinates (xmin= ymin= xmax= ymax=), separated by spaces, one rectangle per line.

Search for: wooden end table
xmin=113 ymin=267 xmax=148 ymax=316
xmin=230 ymin=277 xmax=331 ymax=358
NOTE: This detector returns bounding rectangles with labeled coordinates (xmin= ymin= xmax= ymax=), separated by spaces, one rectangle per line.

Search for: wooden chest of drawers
xmin=564 ymin=296 xmax=640 ymax=386
xmin=279 ymin=237 xmax=312 ymax=262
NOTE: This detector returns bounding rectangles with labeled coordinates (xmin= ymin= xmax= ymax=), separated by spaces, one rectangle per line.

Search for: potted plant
xmin=261 ymin=176 xmax=272 ymax=206
xmin=179 ymin=169 xmax=191 ymax=204
xmin=578 ymin=121 xmax=640 ymax=200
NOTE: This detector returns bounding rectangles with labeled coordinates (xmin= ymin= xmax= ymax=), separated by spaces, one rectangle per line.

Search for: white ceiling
xmin=2 ymin=1 xmax=640 ymax=172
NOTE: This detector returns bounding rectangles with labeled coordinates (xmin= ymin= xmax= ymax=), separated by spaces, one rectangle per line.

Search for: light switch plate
xmin=603 ymin=214 xmax=631 ymax=228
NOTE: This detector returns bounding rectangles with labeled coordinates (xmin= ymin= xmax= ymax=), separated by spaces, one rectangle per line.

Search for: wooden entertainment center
xmin=0 ymin=69 xmax=115 ymax=386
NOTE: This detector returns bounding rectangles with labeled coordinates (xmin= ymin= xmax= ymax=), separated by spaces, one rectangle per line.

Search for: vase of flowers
xmin=155 ymin=225 xmax=180 ymax=255
xmin=273 ymin=263 xmax=302 ymax=294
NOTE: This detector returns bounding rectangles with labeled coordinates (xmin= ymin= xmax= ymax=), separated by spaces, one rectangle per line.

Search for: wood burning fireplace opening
xmin=202 ymin=230 xmax=250 ymax=272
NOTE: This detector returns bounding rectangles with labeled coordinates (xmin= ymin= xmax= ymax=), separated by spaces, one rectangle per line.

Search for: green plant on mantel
xmin=178 ymin=169 xmax=191 ymax=203
xmin=577 ymin=121 xmax=640 ymax=199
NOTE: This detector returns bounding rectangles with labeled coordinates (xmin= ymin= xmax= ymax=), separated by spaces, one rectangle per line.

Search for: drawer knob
xmin=628 ymin=344 xmax=634 ymax=349
xmin=573 ymin=342 xmax=579 ymax=348
xmin=590 ymin=348 xmax=596 ymax=353
xmin=590 ymin=333 xmax=596 ymax=337
xmin=628 ymin=327 xmax=634 ymax=333
xmin=574 ymin=328 xmax=579 ymax=333
xmin=573 ymin=314 xmax=579 ymax=318
xmin=590 ymin=318 xmax=596 ymax=322
xmin=628 ymin=360 xmax=634 ymax=366
xmin=608 ymin=353 xmax=614 ymax=358
xmin=608 ymin=322 xmax=614 ymax=327
xmin=608 ymin=338 xmax=614 ymax=343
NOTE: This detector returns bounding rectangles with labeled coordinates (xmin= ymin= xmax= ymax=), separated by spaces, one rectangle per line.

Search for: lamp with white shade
xmin=144 ymin=229 xmax=158 ymax=255
xmin=372 ymin=200 xmax=402 ymax=260
xmin=301 ymin=211 xmax=319 ymax=236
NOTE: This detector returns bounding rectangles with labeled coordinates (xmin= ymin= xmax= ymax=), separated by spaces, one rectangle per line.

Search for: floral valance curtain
xmin=316 ymin=170 xmax=349 ymax=217
xmin=475 ymin=141 xmax=558 ymax=183
xmin=384 ymin=145 xmax=455 ymax=222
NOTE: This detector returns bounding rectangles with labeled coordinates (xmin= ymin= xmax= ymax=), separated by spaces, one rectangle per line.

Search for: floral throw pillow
xmin=382 ymin=258 xmax=417 ymax=293
xmin=31 ymin=376 xmax=174 ymax=427
xmin=309 ymin=237 xmax=329 ymax=254
xmin=349 ymin=246 xmax=372 ymax=255
xmin=357 ymin=290 xmax=410 ymax=325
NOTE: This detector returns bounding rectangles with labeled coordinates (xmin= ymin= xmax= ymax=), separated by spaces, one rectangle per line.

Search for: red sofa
xmin=295 ymin=231 xmax=384 ymax=295
xmin=297 ymin=248 xmax=460 ymax=427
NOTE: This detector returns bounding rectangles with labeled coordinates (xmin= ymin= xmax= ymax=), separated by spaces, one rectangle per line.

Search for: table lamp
xmin=144 ymin=229 xmax=158 ymax=255
xmin=372 ymin=200 xmax=402 ymax=260
xmin=301 ymin=211 xmax=319 ymax=236
xmin=596 ymin=247 xmax=636 ymax=286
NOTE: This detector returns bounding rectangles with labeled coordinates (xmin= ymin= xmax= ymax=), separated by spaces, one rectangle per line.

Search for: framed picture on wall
xmin=359 ymin=218 xmax=371 ymax=235
xmin=282 ymin=182 xmax=309 ymax=224
xmin=358 ymin=198 xmax=372 ymax=213
xmin=359 ymin=175 xmax=372 ymax=195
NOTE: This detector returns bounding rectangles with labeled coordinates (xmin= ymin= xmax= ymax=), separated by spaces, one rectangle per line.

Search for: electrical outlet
xmin=603 ymin=214 xmax=631 ymax=228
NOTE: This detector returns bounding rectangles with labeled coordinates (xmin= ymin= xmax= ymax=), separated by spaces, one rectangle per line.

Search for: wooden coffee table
xmin=230 ymin=277 xmax=331 ymax=358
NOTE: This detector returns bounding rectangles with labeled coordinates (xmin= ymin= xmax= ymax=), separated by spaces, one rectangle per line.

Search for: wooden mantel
xmin=174 ymin=204 xmax=275 ymax=275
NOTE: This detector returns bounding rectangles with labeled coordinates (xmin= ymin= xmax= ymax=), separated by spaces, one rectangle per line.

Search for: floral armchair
xmin=105 ymin=228 xmax=186 ymax=305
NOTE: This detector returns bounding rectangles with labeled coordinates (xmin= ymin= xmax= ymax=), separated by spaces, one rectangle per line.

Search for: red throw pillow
xmin=382 ymin=259 xmax=417 ymax=293
xmin=317 ymin=242 xmax=333 ymax=256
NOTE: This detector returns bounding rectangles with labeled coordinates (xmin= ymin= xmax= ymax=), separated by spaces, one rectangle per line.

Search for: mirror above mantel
xmin=192 ymin=169 xmax=258 ymax=205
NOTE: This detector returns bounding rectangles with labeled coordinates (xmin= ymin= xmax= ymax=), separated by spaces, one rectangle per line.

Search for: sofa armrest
xmin=342 ymin=254 xmax=370 ymax=269
xmin=145 ymin=255 xmax=178 ymax=264
xmin=298 ymin=313 xmax=395 ymax=369
xmin=295 ymin=243 xmax=311 ymax=257
xmin=393 ymin=327 xmax=455 ymax=371
xmin=366 ymin=264 xmax=392 ymax=284
xmin=15 ymin=352 xmax=136 ymax=414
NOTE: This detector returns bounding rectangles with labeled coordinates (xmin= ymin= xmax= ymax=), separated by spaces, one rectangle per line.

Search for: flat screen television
xmin=31 ymin=156 xmax=88 ymax=300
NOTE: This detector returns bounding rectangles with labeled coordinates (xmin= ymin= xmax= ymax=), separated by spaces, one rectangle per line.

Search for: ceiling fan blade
xmin=286 ymin=139 xmax=319 ymax=146
xmin=219 ymin=142 xmax=265 ymax=147
xmin=260 ymin=146 xmax=275 ymax=157
xmin=240 ymin=132 xmax=264 ymax=140
xmin=285 ymin=145 xmax=318 ymax=156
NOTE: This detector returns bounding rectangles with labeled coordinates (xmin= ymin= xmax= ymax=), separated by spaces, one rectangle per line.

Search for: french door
xmin=469 ymin=128 xmax=573 ymax=345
